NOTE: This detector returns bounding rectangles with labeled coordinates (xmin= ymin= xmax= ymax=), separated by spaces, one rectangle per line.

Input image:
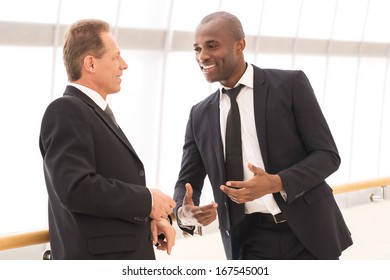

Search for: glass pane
xmin=59 ymin=0 xmax=119 ymax=25
xmin=260 ymin=0 xmax=303 ymax=38
xmin=0 ymin=46 xmax=53 ymax=233
xmin=171 ymin=0 xmax=220 ymax=31
xmin=0 ymin=0 xmax=59 ymax=23
xmin=51 ymin=48 xmax=68 ymax=100
xmin=332 ymin=0 xmax=369 ymax=41
xmin=220 ymin=0 xmax=265 ymax=36
xmin=364 ymin=0 xmax=390 ymax=43
xmin=2 ymin=0 xmax=390 ymax=236
xmin=298 ymin=0 xmax=338 ymax=39
xmin=379 ymin=63 xmax=390 ymax=176
xmin=323 ymin=56 xmax=359 ymax=184
xmin=350 ymin=57 xmax=387 ymax=181
xmin=118 ymin=0 xmax=172 ymax=29
xmin=293 ymin=55 xmax=327 ymax=108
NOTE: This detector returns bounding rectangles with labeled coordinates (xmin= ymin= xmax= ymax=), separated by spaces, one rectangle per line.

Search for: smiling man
xmin=39 ymin=19 xmax=176 ymax=259
xmin=173 ymin=11 xmax=352 ymax=260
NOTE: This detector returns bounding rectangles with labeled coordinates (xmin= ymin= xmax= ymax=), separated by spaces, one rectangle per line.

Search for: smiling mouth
xmin=201 ymin=64 xmax=216 ymax=72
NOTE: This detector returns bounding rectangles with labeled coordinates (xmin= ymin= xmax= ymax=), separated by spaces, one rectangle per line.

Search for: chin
xmin=204 ymin=75 xmax=217 ymax=83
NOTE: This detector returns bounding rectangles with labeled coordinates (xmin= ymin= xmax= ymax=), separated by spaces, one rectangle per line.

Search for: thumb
xmin=150 ymin=220 xmax=158 ymax=245
xmin=183 ymin=183 xmax=194 ymax=205
xmin=248 ymin=162 xmax=264 ymax=175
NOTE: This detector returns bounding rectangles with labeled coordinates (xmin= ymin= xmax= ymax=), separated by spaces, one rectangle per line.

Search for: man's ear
xmin=236 ymin=38 xmax=246 ymax=53
xmin=84 ymin=55 xmax=96 ymax=73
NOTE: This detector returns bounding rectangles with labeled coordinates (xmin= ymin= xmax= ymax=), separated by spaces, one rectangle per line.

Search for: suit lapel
xmin=94 ymin=107 xmax=139 ymax=156
xmin=253 ymin=66 xmax=269 ymax=171
xmin=63 ymin=86 xmax=140 ymax=159
xmin=206 ymin=90 xmax=226 ymax=180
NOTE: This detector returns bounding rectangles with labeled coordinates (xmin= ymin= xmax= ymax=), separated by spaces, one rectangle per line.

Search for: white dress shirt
xmin=69 ymin=83 xmax=108 ymax=111
xmin=219 ymin=64 xmax=282 ymax=215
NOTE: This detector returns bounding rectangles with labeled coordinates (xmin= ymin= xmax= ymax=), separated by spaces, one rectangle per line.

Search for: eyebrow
xmin=193 ymin=40 xmax=218 ymax=47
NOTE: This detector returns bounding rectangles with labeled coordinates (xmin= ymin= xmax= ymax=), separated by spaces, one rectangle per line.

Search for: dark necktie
xmin=222 ymin=84 xmax=245 ymax=226
xmin=105 ymin=104 xmax=118 ymax=127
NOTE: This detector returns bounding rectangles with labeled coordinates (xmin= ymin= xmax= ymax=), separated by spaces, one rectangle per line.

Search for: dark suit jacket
xmin=173 ymin=65 xmax=353 ymax=260
xmin=39 ymin=86 xmax=154 ymax=259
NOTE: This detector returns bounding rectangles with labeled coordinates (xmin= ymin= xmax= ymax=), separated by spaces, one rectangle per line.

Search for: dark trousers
xmin=237 ymin=213 xmax=319 ymax=260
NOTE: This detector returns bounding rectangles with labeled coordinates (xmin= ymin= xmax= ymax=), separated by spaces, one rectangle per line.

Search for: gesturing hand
xmin=178 ymin=183 xmax=218 ymax=226
xmin=220 ymin=163 xmax=284 ymax=204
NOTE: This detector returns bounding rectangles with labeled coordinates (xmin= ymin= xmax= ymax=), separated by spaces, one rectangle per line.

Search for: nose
xmin=120 ymin=56 xmax=128 ymax=70
xmin=196 ymin=49 xmax=210 ymax=63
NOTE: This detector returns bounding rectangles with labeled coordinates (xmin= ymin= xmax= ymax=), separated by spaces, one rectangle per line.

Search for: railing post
xmin=370 ymin=185 xmax=387 ymax=202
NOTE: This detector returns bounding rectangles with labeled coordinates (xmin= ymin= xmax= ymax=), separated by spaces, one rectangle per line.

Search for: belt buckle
xmin=273 ymin=213 xmax=286 ymax=224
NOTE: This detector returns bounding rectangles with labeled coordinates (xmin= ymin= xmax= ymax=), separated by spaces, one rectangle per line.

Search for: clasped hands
xmin=149 ymin=189 xmax=176 ymax=255
xmin=178 ymin=163 xmax=283 ymax=226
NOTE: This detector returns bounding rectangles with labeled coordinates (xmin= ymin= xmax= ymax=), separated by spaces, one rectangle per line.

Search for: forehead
xmin=194 ymin=19 xmax=232 ymax=45
xmin=101 ymin=32 xmax=120 ymax=52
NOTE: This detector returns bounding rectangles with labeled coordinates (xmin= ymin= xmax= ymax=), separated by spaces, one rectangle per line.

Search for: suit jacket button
xmin=134 ymin=216 xmax=149 ymax=222
xmin=138 ymin=170 xmax=145 ymax=177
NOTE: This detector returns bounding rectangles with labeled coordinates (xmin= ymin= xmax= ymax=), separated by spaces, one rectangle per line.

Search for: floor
xmin=156 ymin=200 xmax=390 ymax=260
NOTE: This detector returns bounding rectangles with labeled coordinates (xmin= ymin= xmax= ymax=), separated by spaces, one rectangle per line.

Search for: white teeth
xmin=203 ymin=64 xmax=215 ymax=70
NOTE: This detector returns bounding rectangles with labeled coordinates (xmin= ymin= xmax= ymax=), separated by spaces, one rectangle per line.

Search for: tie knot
xmin=105 ymin=104 xmax=118 ymax=127
xmin=105 ymin=104 xmax=113 ymax=114
xmin=222 ymin=84 xmax=245 ymax=100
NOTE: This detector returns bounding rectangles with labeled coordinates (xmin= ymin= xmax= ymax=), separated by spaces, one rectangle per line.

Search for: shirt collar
xmin=69 ymin=82 xmax=107 ymax=111
xmin=219 ymin=63 xmax=254 ymax=100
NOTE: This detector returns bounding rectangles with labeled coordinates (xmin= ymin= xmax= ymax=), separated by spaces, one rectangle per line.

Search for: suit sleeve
xmin=40 ymin=98 xmax=152 ymax=223
xmin=276 ymin=70 xmax=340 ymax=203
xmin=173 ymin=106 xmax=207 ymax=233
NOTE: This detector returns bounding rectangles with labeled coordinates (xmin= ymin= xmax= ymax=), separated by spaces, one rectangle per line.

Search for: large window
xmin=1 ymin=0 xmax=389 ymax=234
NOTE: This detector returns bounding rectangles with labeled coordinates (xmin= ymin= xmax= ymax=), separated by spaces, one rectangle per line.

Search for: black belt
xmin=257 ymin=212 xmax=286 ymax=224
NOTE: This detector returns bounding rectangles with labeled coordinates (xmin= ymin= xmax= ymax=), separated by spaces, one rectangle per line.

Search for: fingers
xmin=179 ymin=200 xmax=218 ymax=226
xmin=190 ymin=202 xmax=218 ymax=217
xmin=192 ymin=202 xmax=218 ymax=226
xmin=225 ymin=180 xmax=246 ymax=189
xmin=220 ymin=185 xmax=245 ymax=204
xmin=221 ymin=184 xmax=245 ymax=194
xmin=181 ymin=183 xmax=219 ymax=226
xmin=183 ymin=183 xmax=194 ymax=205
xmin=155 ymin=219 xmax=176 ymax=255
xmin=165 ymin=231 xmax=175 ymax=255
xmin=150 ymin=189 xmax=176 ymax=221
xmin=225 ymin=163 xmax=265 ymax=189
xmin=150 ymin=220 xmax=158 ymax=245
xmin=220 ymin=164 xmax=272 ymax=204
xmin=194 ymin=212 xmax=217 ymax=226
xmin=198 ymin=202 xmax=218 ymax=212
